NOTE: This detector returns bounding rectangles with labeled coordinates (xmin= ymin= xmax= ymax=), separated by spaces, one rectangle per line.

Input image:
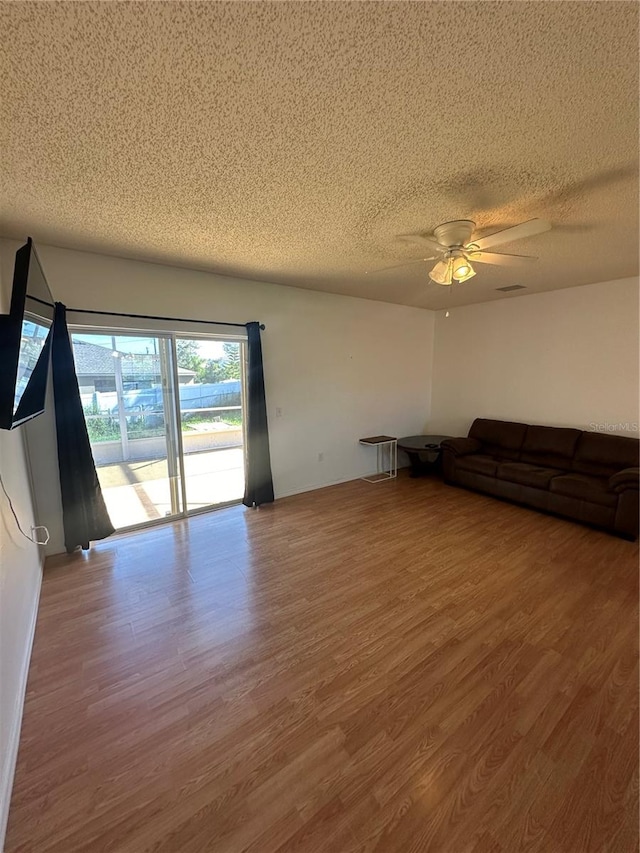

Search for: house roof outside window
xmin=72 ymin=339 xmax=196 ymax=381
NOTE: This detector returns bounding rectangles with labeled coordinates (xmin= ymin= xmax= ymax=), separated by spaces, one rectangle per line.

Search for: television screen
xmin=14 ymin=317 xmax=52 ymax=416
xmin=0 ymin=239 xmax=55 ymax=430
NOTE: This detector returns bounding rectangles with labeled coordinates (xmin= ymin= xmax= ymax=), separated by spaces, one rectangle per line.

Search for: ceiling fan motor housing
xmin=433 ymin=220 xmax=475 ymax=249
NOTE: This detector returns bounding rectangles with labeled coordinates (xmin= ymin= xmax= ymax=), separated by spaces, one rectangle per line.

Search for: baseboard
xmin=275 ymin=465 xmax=409 ymax=500
xmin=0 ymin=555 xmax=43 ymax=852
xmin=275 ymin=474 xmax=361 ymax=500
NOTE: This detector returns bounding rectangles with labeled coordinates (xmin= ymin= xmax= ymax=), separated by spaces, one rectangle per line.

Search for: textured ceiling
xmin=1 ymin=1 xmax=638 ymax=310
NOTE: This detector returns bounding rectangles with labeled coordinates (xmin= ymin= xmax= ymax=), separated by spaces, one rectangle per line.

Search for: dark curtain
xmin=242 ymin=322 xmax=274 ymax=508
xmin=52 ymin=302 xmax=115 ymax=552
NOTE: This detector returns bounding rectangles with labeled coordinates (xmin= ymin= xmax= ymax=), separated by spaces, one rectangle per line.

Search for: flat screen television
xmin=0 ymin=238 xmax=55 ymax=430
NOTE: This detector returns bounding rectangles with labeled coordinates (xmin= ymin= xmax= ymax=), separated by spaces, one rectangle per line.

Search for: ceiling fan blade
xmin=472 ymin=219 xmax=551 ymax=251
xmin=469 ymin=251 xmax=538 ymax=267
xmin=365 ymin=257 xmax=437 ymax=274
xmin=397 ymin=233 xmax=445 ymax=255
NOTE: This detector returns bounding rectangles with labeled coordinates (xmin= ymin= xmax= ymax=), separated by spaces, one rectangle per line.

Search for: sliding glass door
xmin=70 ymin=329 xmax=245 ymax=531
xmin=175 ymin=337 xmax=245 ymax=512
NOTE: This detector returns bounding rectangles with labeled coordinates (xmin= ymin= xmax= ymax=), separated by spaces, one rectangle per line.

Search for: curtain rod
xmin=26 ymin=295 xmax=265 ymax=330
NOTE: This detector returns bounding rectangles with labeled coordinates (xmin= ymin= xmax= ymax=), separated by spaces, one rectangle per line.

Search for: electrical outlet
xmin=275 ymin=407 xmax=283 ymax=418
xmin=318 ymin=452 xmax=324 ymax=462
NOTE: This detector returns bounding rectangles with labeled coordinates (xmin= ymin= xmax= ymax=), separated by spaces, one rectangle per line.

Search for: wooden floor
xmin=6 ymin=475 xmax=639 ymax=853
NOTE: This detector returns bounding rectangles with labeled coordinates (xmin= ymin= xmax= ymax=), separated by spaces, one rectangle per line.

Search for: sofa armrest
xmin=441 ymin=437 xmax=482 ymax=457
xmin=609 ymin=467 xmax=640 ymax=493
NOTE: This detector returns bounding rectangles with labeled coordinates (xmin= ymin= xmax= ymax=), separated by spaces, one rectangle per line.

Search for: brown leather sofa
xmin=442 ymin=419 xmax=639 ymax=539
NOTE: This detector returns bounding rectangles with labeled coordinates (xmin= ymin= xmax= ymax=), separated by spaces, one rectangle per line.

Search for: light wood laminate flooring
xmin=6 ymin=475 xmax=639 ymax=852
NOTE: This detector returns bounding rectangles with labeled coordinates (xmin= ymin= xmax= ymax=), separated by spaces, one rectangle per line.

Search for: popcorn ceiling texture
xmin=0 ymin=0 xmax=638 ymax=309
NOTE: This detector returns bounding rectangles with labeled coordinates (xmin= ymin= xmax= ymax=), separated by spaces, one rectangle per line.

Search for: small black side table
xmin=397 ymin=434 xmax=453 ymax=478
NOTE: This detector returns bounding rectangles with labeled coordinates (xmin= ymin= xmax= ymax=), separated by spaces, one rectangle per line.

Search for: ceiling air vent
xmin=495 ymin=284 xmax=527 ymax=292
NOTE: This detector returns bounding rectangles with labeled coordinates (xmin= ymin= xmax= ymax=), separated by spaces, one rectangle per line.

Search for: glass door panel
xmin=71 ymin=330 xmax=182 ymax=530
xmin=175 ymin=337 xmax=245 ymax=511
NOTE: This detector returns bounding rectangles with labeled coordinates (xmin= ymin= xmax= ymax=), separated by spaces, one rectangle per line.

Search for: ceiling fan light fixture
xmin=429 ymin=258 xmax=453 ymax=285
xmin=452 ymin=256 xmax=476 ymax=282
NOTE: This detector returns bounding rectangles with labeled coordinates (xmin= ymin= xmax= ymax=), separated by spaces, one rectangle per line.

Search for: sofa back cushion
xmin=573 ymin=432 xmax=640 ymax=477
xmin=572 ymin=432 xmax=640 ymax=477
xmin=468 ymin=418 xmax=528 ymax=460
xmin=520 ymin=425 xmax=581 ymax=470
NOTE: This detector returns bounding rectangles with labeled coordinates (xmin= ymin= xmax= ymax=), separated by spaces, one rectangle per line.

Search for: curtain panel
xmin=242 ymin=322 xmax=274 ymax=508
xmin=52 ymin=302 xmax=114 ymax=552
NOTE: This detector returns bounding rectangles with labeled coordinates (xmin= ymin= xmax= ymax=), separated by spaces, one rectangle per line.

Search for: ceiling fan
xmin=369 ymin=218 xmax=551 ymax=285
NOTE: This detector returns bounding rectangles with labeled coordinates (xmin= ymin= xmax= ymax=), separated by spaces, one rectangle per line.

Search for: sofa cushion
xmin=468 ymin=418 xmax=528 ymax=461
xmin=550 ymin=473 xmax=617 ymax=508
xmin=497 ymin=462 xmax=559 ymax=490
xmin=441 ymin=437 xmax=482 ymax=457
xmin=609 ymin=467 xmax=640 ymax=492
xmin=457 ymin=454 xmax=498 ymax=477
xmin=573 ymin=432 xmax=640 ymax=478
xmin=520 ymin=425 xmax=581 ymax=469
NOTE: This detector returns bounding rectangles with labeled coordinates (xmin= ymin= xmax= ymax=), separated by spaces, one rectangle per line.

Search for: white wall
xmin=23 ymin=366 xmax=63 ymax=555
xmin=0 ymin=238 xmax=435 ymax=556
xmin=429 ymin=277 xmax=640 ymax=438
xmin=0 ymin=248 xmax=43 ymax=848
